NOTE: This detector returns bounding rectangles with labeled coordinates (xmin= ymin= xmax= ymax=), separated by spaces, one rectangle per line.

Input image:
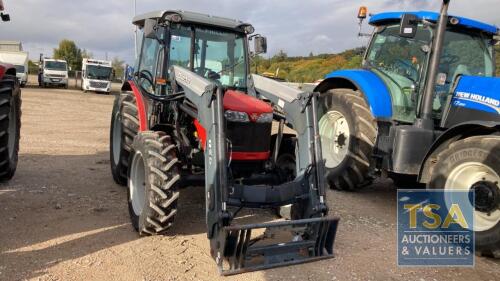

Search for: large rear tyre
xmin=128 ymin=131 xmax=180 ymax=235
xmin=110 ymin=92 xmax=139 ymax=186
xmin=0 ymin=75 xmax=21 ymax=181
xmin=428 ymin=136 xmax=500 ymax=258
xmin=318 ymin=89 xmax=376 ymax=191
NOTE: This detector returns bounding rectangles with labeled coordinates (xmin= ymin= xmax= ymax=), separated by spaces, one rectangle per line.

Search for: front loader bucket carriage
xmin=110 ymin=10 xmax=339 ymax=274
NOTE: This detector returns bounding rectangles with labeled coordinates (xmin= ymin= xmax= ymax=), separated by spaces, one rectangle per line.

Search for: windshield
xmin=45 ymin=61 xmax=67 ymax=71
xmin=169 ymin=24 xmax=247 ymax=89
xmin=366 ymin=24 xmax=430 ymax=122
xmin=14 ymin=65 xmax=25 ymax=73
xmin=366 ymin=24 xmax=495 ymax=122
xmin=86 ymin=65 xmax=112 ymax=80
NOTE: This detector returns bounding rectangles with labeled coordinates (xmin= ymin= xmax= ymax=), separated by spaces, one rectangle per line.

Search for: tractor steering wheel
xmin=138 ymin=69 xmax=155 ymax=94
xmin=394 ymin=59 xmax=418 ymax=83
xmin=139 ymin=69 xmax=154 ymax=84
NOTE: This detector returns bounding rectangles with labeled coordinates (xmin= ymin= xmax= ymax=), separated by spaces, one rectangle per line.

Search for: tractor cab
xmin=363 ymin=11 xmax=497 ymax=124
xmin=131 ymin=11 xmax=274 ymax=172
xmin=131 ymin=11 xmax=264 ymax=94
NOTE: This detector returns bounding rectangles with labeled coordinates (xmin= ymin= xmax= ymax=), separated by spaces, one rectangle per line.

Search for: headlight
xmin=256 ymin=113 xmax=273 ymax=123
xmin=225 ymin=110 xmax=249 ymax=122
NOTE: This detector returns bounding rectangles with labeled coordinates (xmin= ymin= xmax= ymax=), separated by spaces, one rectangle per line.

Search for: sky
xmin=0 ymin=0 xmax=498 ymax=64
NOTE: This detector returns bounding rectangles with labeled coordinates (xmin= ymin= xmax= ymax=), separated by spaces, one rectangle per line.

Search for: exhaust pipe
xmin=417 ymin=0 xmax=450 ymax=128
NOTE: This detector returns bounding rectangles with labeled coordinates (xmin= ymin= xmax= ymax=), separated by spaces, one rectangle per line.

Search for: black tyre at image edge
xmin=127 ymin=131 xmax=180 ymax=235
xmin=428 ymin=136 xmax=500 ymax=258
xmin=319 ymin=89 xmax=377 ymax=191
xmin=0 ymin=74 xmax=21 ymax=181
xmin=110 ymin=92 xmax=139 ymax=186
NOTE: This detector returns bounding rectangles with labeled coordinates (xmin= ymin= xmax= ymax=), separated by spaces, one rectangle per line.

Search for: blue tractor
xmin=316 ymin=0 xmax=500 ymax=257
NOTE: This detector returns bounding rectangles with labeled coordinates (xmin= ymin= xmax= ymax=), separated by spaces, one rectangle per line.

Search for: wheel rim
xmin=319 ymin=110 xmax=350 ymax=168
xmin=112 ymin=114 xmax=122 ymax=166
xmin=7 ymin=100 xmax=16 ymax=160
xmin=129 ymin=151 xmax=146 ymax=216
xmin=444 ymin=162 xmax=500 ymax=232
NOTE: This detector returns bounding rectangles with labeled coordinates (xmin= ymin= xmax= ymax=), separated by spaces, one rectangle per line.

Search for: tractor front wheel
xmin=428 ymin=136 xmax=500 ymax=258
xmin=318 ymin=89 xmax=377 ymax=191
xmin=128 ymin=131 xmax=180 ymax=235
xmin=0 ymin=75 xmax=21 ymax=181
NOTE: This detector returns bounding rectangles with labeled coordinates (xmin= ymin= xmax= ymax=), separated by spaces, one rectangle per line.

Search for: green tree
xmin=112 ymin=57 xmax=125 ymax=80
xmin=53 ymin=39 xmax=82 ymax=71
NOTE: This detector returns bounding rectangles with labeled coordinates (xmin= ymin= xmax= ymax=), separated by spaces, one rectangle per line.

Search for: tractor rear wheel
xmin=428 ymin=136 xmax=500 ymax=258
xmin=0 ymin=75 xmax=21 ymax=181
xmin=128 ymin=131 xmax=180 ymax=235
xmin=110 ymin=92 xmax=139 ymax=186
xmin=318 ymin=89 xmax=376 ymax=191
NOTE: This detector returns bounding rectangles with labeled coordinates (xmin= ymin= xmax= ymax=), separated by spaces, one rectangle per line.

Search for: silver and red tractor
xmin=110 ymin=10 xmax=338 ymax=274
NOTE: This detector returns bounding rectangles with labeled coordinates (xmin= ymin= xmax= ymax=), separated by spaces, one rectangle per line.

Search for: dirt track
xmin=0 ymin=85 xmax=499 ymax=281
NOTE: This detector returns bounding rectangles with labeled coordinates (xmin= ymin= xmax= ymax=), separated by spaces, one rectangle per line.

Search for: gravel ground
xmin=0 ymin=84 xmax=499 ymax=281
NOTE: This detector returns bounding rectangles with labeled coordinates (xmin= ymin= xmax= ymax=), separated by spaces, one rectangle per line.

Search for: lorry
xmin=38 ymin=58 xmax=68 ymax=88
xmin=81 ymin=58 xmax=113 ymax=94
xmin=316 ymin=0 xmax=499 ymax=257
xmin=0 ymin=51 xmax=28 ymax=87
xmin=110 ymin=10 xmax=338 ymax=274
xmin=0 ymin=0 xmax=21 ymax=181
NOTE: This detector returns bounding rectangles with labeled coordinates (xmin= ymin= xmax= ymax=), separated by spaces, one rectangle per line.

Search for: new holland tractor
xmin=316 ymin=0 xmax=499 ymax=257
xmin=0 ymin=0 xmax=21 ymax=181
xmin=110 ymin=10 xmax=338 ymax=274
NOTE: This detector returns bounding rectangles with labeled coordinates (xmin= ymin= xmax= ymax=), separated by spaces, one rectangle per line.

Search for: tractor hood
xmin=223 ymin=90 xmax=272 ymax=117
xmin=451 ymin=76 xmax=500 ymax=115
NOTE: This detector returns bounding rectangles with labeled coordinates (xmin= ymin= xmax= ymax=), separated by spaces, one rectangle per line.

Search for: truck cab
xmin=81 ymin=58 xmax=113 ymax=94
xmin=39 ymin=58 xmax=68 ymax=88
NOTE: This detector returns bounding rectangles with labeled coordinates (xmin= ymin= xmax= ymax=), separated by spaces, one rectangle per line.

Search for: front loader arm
xmin=170 ymin=66 xmax=338 ymax=275
xmin=250 ymin=74 xmax=327 ymax=211
xmin=170 ymin=65 xmax=229 ymax=239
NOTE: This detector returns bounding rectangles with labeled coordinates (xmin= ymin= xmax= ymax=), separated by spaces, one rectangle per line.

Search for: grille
xmin=89 ymin=81 xmax=108 ymax=88
xmin=47 ymin=74 xmax=65 ymax=78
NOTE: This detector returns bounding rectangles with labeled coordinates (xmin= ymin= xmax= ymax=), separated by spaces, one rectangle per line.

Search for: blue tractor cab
xmin=315 ymin=0 xmax=500 ymax=257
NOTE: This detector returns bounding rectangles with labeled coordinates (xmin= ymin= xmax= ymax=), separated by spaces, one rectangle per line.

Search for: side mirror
xmin=144 ymin=18 xmax=157 ymax=39
xmin=254 ymin=36 xmax=267 ymax=55
xmin=400 ymin=14 xmax=418 ymax=38
xmin=1 ymin=13 xmax=10 ymax=22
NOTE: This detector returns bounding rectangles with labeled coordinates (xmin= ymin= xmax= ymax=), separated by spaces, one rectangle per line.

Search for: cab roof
xmin=133 ymin=10 xmax=250 ymax=31
xmin=369 ymin=11 xmax=498 ymax=35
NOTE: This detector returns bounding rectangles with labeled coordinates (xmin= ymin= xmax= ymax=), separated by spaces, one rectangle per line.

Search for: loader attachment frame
xmin=170 ymin=65 xmax=339 ymax=274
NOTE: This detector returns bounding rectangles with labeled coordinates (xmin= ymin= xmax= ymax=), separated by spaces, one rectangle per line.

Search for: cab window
xmin=138 ymin=37 xmax=160 ymax=94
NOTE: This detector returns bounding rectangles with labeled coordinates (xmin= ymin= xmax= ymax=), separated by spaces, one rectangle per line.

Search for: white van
xmin=39 ymin=58 xmax=68 ymax=88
